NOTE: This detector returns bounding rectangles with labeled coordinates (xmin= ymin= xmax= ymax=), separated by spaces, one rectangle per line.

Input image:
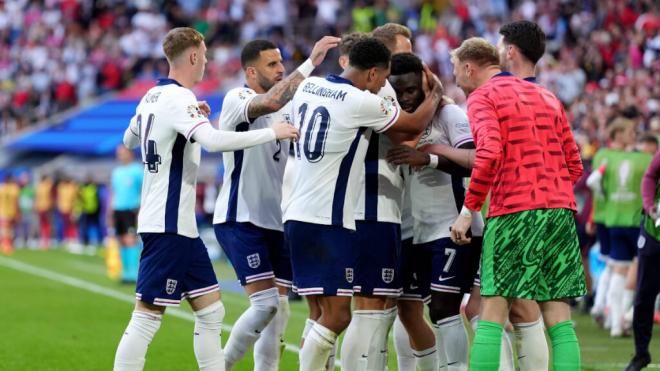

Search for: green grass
xmin=1 ymin=249 xmax=659 ymax=370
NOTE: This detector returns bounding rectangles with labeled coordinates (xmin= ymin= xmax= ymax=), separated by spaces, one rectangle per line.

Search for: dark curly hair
xmin=499 ymin=21 xmax=546 ymax=64
xmin=348 ymin=38 xmax=391 ymax=71
xmin=390 ymin=53 xmax=423 ymax=76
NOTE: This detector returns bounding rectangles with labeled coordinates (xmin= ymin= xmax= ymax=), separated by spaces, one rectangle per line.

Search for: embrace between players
xmin=114 ymin=20 xmax=585 ymax=371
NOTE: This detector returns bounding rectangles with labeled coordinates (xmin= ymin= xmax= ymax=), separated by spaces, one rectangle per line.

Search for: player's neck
xmin=478 ymin=66 xmax=503 ymax=86
xmin=340 ymin=69 xmax=363 ymax=90
xmin=246 ymin=80 xmax=266 ymax=94
xmin=511 ymin=63 xmax=536 ymax=80
xmin=167 ymin=70 xmax=195 ymax=89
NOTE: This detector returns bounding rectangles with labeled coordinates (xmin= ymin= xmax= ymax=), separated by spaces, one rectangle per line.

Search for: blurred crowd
xmin=0 ymin=0 xmax=657 ymax=156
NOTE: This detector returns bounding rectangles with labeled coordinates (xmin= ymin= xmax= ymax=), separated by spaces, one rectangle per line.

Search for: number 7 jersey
xmin=282 ymin=75 xmax=400 ymax=230
xmin=126 ymin=79 xmax=210 ymax=238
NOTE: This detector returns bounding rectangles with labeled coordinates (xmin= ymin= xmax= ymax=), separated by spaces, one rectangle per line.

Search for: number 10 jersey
xmin=282 ymin=75 xmax=400 ymax=231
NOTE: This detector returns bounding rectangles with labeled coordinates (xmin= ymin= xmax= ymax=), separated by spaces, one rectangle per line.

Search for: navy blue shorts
xmin=352 ymin=221 xmax=402 ymax=297
xmin=637 ymin=227 xmax=660 ymax=257
xmin=285 ymin=221 xmax=357 ymax=296
xmin=609 ymin=227 xmax=639 ymax=262
xmin=214 ymin=222 xmax=292 ymax=288
xmin=418 ymin=237 xmax=481 ymax=294
xmin=400 ymin=238 xmax=432 ymax=303
xmin=596 ymin=223 xmax=611 ymax=256
xmin=136 ymin=233 xmax=219 ymax=307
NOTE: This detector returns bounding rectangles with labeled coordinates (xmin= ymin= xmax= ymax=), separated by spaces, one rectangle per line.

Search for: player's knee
xmin=509 ymin=299 xmax=540 ymax=324
xmin=194 ymin=300 xmax=225 ymax=329
xmin=250 ymin=287 xmax=280 ymax=319
xmin=429 ymin=292 xmax=462 ymax=323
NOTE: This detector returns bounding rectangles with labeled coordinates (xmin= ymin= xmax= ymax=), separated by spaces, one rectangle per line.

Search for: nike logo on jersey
xmin=438 ymin=276 xmax=455 ymax=282
xmin=409 ymin=283 xmax=419 ymax=290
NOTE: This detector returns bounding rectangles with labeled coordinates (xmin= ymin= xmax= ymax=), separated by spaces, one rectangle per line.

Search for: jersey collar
xmin=493 ymin=71 xmax=513 ymax=78
xmin=156 ymin=78 xmax=183 ymax=87
xmin=326 ymin=74 xmax=354 ymax=86
xmin=524 ymin=76 xmax=538 ymax=83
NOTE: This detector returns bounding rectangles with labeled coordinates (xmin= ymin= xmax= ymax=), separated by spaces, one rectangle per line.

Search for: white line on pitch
xmin=0 ymin=256 xmax=303 ymax=357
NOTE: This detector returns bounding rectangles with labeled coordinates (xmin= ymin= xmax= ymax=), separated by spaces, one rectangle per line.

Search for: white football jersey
xmin=283 ymin=75 xmax=400 ymax=230
xmin=126 ymin=79 xmax=209 ymax=238
xmin=354 ymin=80 xmax=404 ymax=224
xmin=400 ymin=166 xmax=414 ymax=240
xmin=213 ymin=87 xmax=290 ymax=231
xmin=411 ymin=104 xmax=485 ymax=244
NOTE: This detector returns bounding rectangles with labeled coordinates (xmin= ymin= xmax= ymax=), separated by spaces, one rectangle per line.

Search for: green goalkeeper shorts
xmin=480 ymin=208 xmax=587 ymax=301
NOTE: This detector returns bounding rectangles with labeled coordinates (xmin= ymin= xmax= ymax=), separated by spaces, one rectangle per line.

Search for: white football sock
xmin=340 ymin=310 xmax=381 ymax=371
xmin=608 ymin=272 xmax=625 ymax=336
xmin=432 ymin=324 xmax=447 ymax=369
xmin=414 ymin=346 xmax=440 ymax=371
xmin=326 ymin=341 xmax=337 ymax=371
xmin=592 ymin=265 xmax=611 ymax=314
xmin=499 ymin=331 xmax=515 ymax=371
xmin=393 ymin=315 xmax=416 ymax=371
xmin=367 ymin=307 xmax=396 ymax=371
xmin=300 ymin=323 xmax=336 ymax=371
xmin=302 ymin=318 xmax=316 ymax=345
xmin=224 ymin=287 xmax=279 ymax=369
xmin=254 ymin=295 xmax=290 ymax=371
xmin=513 ymin=317 xmax=548 ymax=371
xmin=436 ymin=314 xmax=468 ymax=371
xmin=623 ymin=288 xmax=635 ymax=315
xmin=194 ymin=300 xmax=226 ymax=371
xmin=114 ymin=311 xmax=162 ymax=371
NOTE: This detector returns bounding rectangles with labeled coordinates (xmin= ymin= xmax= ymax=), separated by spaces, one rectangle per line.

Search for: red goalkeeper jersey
xmin=464 ymin=72 xmax=583 ymax=218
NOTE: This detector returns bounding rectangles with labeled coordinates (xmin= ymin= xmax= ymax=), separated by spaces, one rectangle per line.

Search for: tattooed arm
xmin=246 ymin=36 xmax=340 ymax=121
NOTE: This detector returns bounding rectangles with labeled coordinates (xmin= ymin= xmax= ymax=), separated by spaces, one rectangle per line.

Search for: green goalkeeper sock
xmin=469 ymin=320 xmax=503 ymax=371
xmin=548 ymin=320 xmax=581 ymax=371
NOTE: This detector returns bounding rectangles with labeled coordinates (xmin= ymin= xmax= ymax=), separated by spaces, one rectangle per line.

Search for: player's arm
xmin=641 ymin=151 xmax=660 ymax=216
xmin=384 ymin=66 xmax=443 ymax=136
xmin=558 ymin=105 xmax=583 ymax=184
xmin=123 ymin=115 xmax=140 ymax=149
xmin=246 ymin=36 xmax=340 ymax=121
xmin=417 ymin=143 xmax=475 ymax=169
xmin=386 ymin=142 xmax=473 ymax=177
xmin=462 ymin=92 xmax=502 ymax=212
xmin=192 ymin=122 xmax=298 ymax=152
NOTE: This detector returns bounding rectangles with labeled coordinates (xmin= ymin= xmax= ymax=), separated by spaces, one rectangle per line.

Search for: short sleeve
xmin=169 ymin=89 xmax=211 ymax=141
xmin=218 ymin=87 xmax=257 ymax=130
xmin=128 ymin=115 xmax=140 ymax=138
xmin=442 ymin=104 xmax=473 ymax=147
xmin=354 ymin=92 xmax=400 ymax=133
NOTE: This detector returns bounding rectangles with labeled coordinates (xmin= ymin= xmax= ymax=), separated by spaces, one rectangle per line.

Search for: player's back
xmin=132 ymin=79 xmax=208 ymax=238
xmin=469 ymin=74 xmax=582 ymax=216
xmin=283 ymin=75 xmax=399 ymax=230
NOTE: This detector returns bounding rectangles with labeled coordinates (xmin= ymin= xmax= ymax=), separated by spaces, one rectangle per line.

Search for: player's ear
xmin=189 ymin=49 xmax=197 ymax=66
xmin=245 ymin=66 xmax=256 ymax=80
xmin=338 ymin=55 xmax=348 ymax=70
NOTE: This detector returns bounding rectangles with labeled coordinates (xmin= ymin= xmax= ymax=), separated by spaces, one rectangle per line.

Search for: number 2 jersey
xmin=282 ymin=75 xmax=400 ymax=230
xmin=126 ymin=79 xmax=210 ymax=238
xmin=213 ymin=86 xmax=290 ymax=231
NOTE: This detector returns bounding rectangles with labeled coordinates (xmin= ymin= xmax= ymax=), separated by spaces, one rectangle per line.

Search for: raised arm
xmin=246 ymin=36 xmax=340 ymax=121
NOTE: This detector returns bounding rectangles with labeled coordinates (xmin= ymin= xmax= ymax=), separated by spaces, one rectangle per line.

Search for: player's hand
xmin=585 ymin=221 xmax=596 ymax=236
xmin=450 ymin=213 xmax=472 ymax=245
xmin=272 ymin=121 xmax=300 ymax=141
xmin=387 ymin=145 xmax=429 ymax=168
xmin=310 ymin=36 xmax=342 ymax=67
xmin=422 ymin=64 xmax=443 ymax=101
xmin=441 ymin=95 xmax=455 ymax=107
xmin=198 ymin=101 xmax=211 ymax=117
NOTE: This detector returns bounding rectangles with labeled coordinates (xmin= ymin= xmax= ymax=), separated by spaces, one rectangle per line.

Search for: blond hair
xmin=339 ymin=32 xmax=368 ymax=56
xmin=371 ymin=23 xmax=412 ymax=50
xmin=608 ymin=117 xmax=635 ymax=141
xmin=162 ymin=27 xmax=204 ymax=62
xmin=450 ymin=37 xmax=499 ymax=67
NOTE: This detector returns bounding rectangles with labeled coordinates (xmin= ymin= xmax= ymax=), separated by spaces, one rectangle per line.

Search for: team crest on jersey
xmin=238 ymin=89 xmax=254 ymax=100
xmin=638 ymin=235 xmax=646 ymax=249
xmin=345 ymin=268 xmax=354 ymax=283
xmin=380 ymin=98 xmax=395 ymax=116
xmin=166 ymin=279 xmax=178 ymax=295
xmin=382 ymin=268 xmax=395 ymax=284
xmin=186 ymin=104 xmax=205 ymax=118
xmin=247 ymin=253 xmax=261 ymax=269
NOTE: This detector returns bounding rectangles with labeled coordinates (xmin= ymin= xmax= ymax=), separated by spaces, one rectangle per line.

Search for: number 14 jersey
xmin=282 ymin=75 xmax=400 ymax=230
